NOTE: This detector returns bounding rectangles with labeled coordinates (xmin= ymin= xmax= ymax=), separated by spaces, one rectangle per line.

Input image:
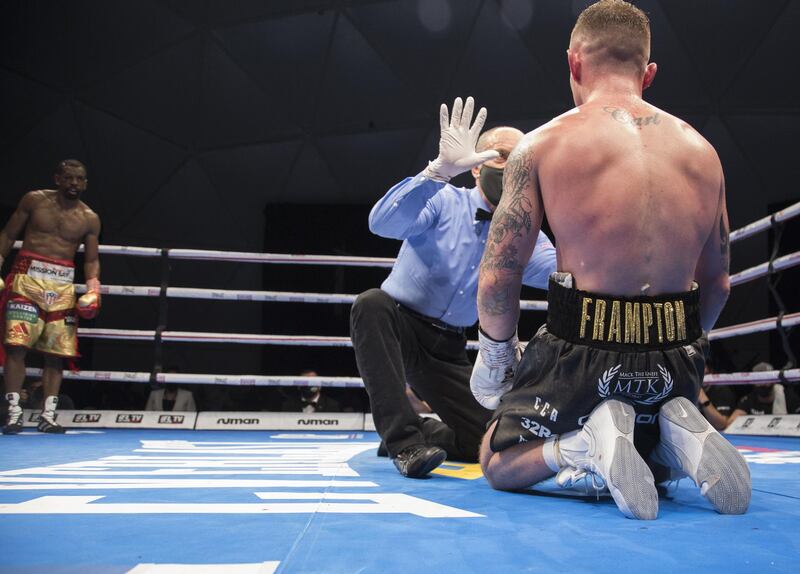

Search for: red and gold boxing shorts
xmin=3 ymin=251 xmax=78 ymax=358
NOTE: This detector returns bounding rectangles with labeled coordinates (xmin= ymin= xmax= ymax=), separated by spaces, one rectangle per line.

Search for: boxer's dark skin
xmin=0 ymin=162 xmax=101 ymax=405
xmin=476 ymin=15 xmax=730 ymax=489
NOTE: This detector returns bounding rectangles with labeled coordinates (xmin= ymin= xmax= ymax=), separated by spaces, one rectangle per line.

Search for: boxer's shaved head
xmin=570 ymin=0 xmax=650 ymax=75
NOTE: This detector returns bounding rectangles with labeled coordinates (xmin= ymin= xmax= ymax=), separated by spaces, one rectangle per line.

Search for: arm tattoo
xmin=479 ymin=146 xmax=534 ymax=315
xmin=487 ymin=150 xmax=533 ymax=257
xmin=478 ymin=274 xmax=512 ymax=316
xmin=719 ymin=215 xmax=730 ymax=273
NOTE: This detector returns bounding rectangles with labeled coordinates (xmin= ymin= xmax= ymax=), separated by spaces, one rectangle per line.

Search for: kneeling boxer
xmin=1 ymin=159 xmax=101 ymax=434
xmin=472 ymin=0 xmax=751 ymax=519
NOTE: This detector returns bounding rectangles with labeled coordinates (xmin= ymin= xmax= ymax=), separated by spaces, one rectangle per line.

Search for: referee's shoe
xmin=392 ymin=444 xmax=446 ymax=478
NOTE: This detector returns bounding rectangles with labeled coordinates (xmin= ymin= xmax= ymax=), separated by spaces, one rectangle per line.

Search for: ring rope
xmin=10 ymin=200 xmax=798 ymax=266
xmin=729 ymin=200 xmax=800 ymax=242
xmin=168 ymin=249 xmax=395 ymax=268
xmin=708 ymin=311 xmax=800 ymax=341
xmin=7 ymin=203 xmax=796 ymax=394
xmin=729 ymin=250 xmax=800 ymax=286
xmin=11 ymin=241 xmax=395 ymax=267
xmin=0 ymin=368 xmax=364 ymax=388
xmin=78 ymin=310 xmax=800 ymax=347
xmin=70 ymin=246 xmax=800 ymax=305
xmin=79 ymin=329 xmax=356 ymax=346
xmin=75 ymin=284 xmax=550 ymax=310
xmin=3 ymin=367 xmax=796 ymax=388
xmin=703 ymin=369 xmax=800 ymax=386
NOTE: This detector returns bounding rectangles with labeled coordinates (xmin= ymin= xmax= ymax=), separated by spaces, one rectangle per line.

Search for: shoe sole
xmin=2 ymin=426 xmax=23 ymax=435
xmin=588 ymin=400 xmax=658 ymax=520
xmin=402 ymin=449 xmax=447 ymax=478
xmin=413 ymin=449 xmax=447 ymax=478
xmin=659 ymin=397 xmax=751 ymax=514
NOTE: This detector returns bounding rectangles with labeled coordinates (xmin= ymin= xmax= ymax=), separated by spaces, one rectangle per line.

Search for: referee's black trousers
xmin=350 ymin=288 xmax=491 ymax=462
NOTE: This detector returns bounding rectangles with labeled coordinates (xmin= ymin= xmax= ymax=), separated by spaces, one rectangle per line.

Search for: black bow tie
xmin=475 ymin=208 xmax=493 ymax=222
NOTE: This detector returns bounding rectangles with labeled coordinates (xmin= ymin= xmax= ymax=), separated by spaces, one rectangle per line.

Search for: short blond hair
xmin=571 ymin=0 xmax=650 ymax=73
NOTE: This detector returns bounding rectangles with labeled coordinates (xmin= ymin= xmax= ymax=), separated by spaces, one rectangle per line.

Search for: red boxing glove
xmin=77 ymin=277 xmax=101 ymax=319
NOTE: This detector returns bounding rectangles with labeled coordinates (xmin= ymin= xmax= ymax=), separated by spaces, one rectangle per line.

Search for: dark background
xmin=1 ymin=0 xmax=797 ymax=409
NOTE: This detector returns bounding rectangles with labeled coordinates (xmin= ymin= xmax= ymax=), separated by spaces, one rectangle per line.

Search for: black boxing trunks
xmin=489 ymin=274 xmax=707 ymax=458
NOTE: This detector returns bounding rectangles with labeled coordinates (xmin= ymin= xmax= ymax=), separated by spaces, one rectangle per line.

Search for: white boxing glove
xmin=422 ymin=96 xmax=500 ymax=183
xmin=471 ymin=327 xmax=523 ymax=410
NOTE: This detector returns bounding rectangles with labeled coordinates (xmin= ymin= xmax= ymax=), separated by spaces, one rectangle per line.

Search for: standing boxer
xmin=1 ymin=159 xmax=102 ymax=434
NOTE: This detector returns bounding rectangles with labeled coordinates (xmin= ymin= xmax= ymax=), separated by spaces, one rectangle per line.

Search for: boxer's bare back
xmin=480 ymin=96 xmax=729 ymax=334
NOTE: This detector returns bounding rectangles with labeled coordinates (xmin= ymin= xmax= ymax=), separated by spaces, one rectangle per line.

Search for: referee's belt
xmin=397 ymin=303 xmax=467 ymax=336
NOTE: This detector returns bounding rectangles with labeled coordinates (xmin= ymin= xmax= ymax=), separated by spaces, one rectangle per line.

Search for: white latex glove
xmin=422 ymin=96 xmax=500 ymax=182
xmin=470 ymin=328 xmax=523 ymax=410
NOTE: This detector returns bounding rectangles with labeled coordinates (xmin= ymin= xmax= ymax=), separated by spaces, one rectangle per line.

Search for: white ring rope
xmin=11 ymin=200 xmax=799 ymax=266
xmin=3 ymin=367 xmax=796 ymax=388
xmin=78 ymin=310 xmax=800 ymax=348
xmin=74 ymin=284 xmax=549 ymax=310
xmin=0 ymin=367 xmax=364 ymax=388
xmin=72 ymin=254 xmax=800 ymax=305
xmin=729 ymin=201 xmax=800 ymax=242
xmin=7 ymin=203 xmax=797 ymax=394
xmin=83 ymin=285 xmax=358 ymax=305
xmin=703 ymin=369 xmax=800 ymax=386
xmin=708 ymin=311 xmax=800 ymax=341
xmin=80 ymin=329 xmax=355 ymax=346
xmin=12 ymin=241 xmax=395 ymax=267
xmin=12 ymin=202 xmax=798 ymax=321
xmin=729 ymin=250 xmax=800 ymax=287
xmin=168 ymin=249 xmax=395 ymax=268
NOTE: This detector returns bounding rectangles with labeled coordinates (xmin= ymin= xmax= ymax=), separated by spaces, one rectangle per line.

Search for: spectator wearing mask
xmin=145 ymin=368 xmax=197 ymax=412
xmin=280 ymin=370 xmax=340 ymax=413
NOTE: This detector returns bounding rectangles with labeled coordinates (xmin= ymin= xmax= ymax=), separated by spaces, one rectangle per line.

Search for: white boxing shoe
xmin=651 ymin=396 xmax=751 ymax=514
xmin=567 ymin=399 xmax=658 ymax=520
xmin=555 ymin=465 xmax=609 ymax=496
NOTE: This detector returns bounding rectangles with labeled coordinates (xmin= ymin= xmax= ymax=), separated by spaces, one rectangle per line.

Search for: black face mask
xmin=479 ymin=165 xmax=504 ymax=207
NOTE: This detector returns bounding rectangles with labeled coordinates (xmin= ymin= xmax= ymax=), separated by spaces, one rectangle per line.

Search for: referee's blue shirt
xmin=370 ymin=173 xmax=557 ymax=328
